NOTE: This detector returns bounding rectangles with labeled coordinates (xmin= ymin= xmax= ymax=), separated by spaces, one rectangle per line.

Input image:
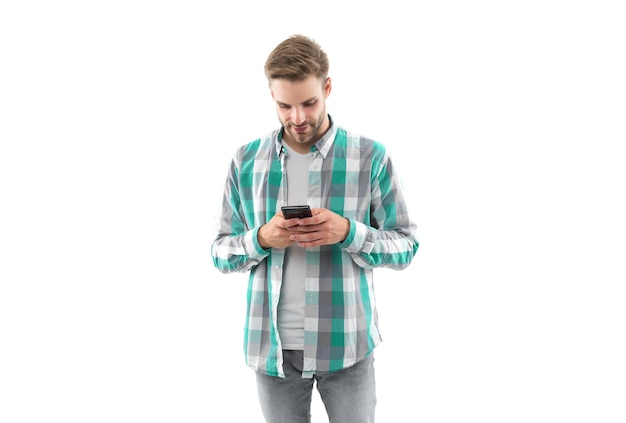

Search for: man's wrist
xmin=340 ymin=218 xmax=350 ymax=242
xmin=257 ymin=225 xmax=270 ymax=250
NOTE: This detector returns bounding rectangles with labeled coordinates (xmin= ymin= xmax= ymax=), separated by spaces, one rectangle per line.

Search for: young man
xmin=211 ymin=34 xmax=419 ymax=423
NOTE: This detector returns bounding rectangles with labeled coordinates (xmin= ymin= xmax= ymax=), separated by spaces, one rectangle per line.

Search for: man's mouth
xmin=292 ymin=125 xmax=308 ymax=134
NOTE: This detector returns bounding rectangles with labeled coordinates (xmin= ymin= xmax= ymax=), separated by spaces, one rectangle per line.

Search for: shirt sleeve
xmin=340 ymin=152 xmax=419 ymax=269
xmin=211 ymin=156 xmax=270 ymax=273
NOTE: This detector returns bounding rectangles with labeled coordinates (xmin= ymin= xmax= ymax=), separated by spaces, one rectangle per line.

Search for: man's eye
xmin=279 ymin=104 xmax=290 ymax=109
xmin=304 ymin=101 xmax=316 ymax=107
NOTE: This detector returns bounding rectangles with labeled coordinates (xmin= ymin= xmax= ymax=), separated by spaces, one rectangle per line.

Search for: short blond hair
xmin=264 ymin=34 xmax=329 ymax=82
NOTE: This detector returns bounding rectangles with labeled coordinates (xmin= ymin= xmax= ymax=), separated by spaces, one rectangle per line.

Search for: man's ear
xmin=324 ymin=77 xmax=332 ymax=97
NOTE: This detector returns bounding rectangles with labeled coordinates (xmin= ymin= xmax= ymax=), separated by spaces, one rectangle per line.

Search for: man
xmin=211 ymin=34 xmax=419 ymax=423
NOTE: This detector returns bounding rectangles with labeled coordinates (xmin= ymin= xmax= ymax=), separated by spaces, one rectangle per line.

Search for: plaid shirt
xmin=211 ymin=117 xmax=419 ymax=378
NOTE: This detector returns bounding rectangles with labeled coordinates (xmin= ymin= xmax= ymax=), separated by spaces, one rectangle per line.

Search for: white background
xmin=1 ymin=1 xmax=625 ymax=422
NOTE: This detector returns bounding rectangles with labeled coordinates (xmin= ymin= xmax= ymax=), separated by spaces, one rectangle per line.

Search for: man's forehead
xmin=270 ymin=78 xmax=323 ymax=104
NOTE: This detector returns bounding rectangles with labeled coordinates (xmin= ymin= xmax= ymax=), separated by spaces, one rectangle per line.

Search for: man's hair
xmin=264 ymin=34 xmax=329 ymax=82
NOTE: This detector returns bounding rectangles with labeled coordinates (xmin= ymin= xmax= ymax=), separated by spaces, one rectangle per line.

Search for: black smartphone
xmin=281 ymin=205 xmax=312 ymax=219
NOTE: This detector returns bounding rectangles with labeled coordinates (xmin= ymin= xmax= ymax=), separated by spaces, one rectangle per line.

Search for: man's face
xmin=270 ymin=75 xmax=331 ymax=153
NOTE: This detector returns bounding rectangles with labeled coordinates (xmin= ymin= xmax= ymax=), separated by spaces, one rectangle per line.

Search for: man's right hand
xmin=257 ymin=213 xmax=300 ymax=249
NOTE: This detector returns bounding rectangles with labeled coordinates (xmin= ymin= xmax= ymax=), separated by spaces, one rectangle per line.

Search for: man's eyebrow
xmin=277 ymin=97 xmax=318 ymax=107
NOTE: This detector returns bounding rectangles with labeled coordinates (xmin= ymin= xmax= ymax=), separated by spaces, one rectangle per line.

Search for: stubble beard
xmin=284 ymin=109 xmax=326 ymax=146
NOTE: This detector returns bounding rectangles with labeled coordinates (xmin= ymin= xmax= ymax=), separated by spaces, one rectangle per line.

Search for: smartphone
xmin=281 ymin=205 xmax=312 ymax=219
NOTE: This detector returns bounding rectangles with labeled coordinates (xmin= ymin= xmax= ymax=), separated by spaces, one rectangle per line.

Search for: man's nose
xmin=291 ymin=108 xmax=306 ymax=125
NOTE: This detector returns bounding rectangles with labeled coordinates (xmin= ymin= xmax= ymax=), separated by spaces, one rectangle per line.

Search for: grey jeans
xmin=255 ymin=350 xmax=376 ymax=423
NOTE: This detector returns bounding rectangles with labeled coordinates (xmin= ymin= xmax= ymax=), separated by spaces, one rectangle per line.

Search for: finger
xmin=289 ymin=224 xmax=313 ymax=232
xmin=290 ymin=232 xmax=323 ymax=242
xmin=282 ymin=219 xmax=301 ymax=229
xmin=296 ymin=238 xmax=324 ymax=248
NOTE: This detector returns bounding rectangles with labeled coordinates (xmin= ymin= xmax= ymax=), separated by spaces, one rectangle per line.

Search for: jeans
xmin=255 ymin=350 xmax=376 ymax=423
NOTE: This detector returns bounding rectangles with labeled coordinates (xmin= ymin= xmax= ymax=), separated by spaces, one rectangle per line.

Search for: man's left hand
xmin=286 ymin=208 xmax=350 ymax=247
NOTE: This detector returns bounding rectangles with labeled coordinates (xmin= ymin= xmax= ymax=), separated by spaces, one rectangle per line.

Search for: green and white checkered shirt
xmin=212 ymin=117 xmax=419 ymax=378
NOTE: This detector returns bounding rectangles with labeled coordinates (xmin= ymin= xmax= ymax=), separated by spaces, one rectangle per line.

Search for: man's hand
xmin=257 ymin=212 xmax=301 ymax=249
xmin=286 ymin=208 xmax=350 ymax=248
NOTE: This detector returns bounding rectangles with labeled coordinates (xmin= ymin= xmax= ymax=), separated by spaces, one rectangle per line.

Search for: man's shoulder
xmin=336 ymin=126 xmax=386 ymax=155
xmin=234 ymin=128 xmax=281 ymax=156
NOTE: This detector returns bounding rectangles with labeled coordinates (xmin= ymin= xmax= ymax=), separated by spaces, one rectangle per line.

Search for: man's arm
xmin=211 ymin=158 xmax=269 ymax=274
xmin=285 ymin=153 xmax=418 ymax=270
xmin=211 ymin=156 xmax=304 ymax=272
xmin=341 ymin=154 xmax=419 ymax=270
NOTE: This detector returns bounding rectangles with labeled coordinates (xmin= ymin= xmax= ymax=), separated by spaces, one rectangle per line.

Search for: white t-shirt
xmin=277 ymin=143 xmax=311 ymax=350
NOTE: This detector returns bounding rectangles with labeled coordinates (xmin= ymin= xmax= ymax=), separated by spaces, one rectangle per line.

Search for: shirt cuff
xmin=246 ymin=227 xmax=270 ymax=260
xmin=339 ymin=219 xmax=375 ymax=254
